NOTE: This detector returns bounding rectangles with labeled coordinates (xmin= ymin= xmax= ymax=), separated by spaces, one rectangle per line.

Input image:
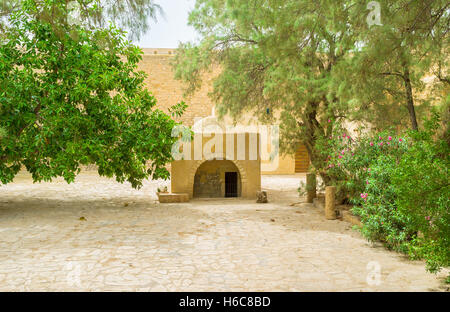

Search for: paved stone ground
xmin=0 ymin=172 xmax=448 ymax=292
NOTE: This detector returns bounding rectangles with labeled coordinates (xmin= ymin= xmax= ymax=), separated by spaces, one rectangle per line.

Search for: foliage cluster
xmin=324 ymin=115 xmax=449 ymax=274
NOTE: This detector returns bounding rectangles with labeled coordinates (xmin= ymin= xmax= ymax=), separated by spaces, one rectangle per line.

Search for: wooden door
xmin=225 ymin=172 xmax=238 ymax=197
xmin=295 ymin=145 xmax=310 ymax=173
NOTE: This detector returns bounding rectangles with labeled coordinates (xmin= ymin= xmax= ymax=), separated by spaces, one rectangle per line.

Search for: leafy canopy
xmin=0 ymin=0 xmax=162 ymax=41
xmin=174 ymin=0 xmax=448 ymax=182
xmin=334 ymin=0 xmax=450 ymax=131
xmin=0 ymin=0 xmax=183 ymax=188
xmin=174 ymin=0 xmax=362 ymax=184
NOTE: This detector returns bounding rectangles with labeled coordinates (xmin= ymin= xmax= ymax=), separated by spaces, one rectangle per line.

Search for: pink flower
xmin=399 ymin=138 xmax=403 ymax=142
xmin=370 ymin=142 xmax=374 ymax=146
xmin=360 ymin=193 xmax=368 ymax=201
xmin=328 ymin=119 xmax=331 ymax=123
xmin=379 ymin=136 xmax=382 ymax=140
xmin=366 ymin=180 xmax=369 ymax=185
xmin=387 ymin=142 xmax=391 ymax=145
xmin=425 ymin=216 xmax=431 ymax=221
xmin=388 ymin=136 xmax=392 ymax=141
xmin=379 ymin=142 xmax=383 ymax=146
xmin=338 ymin=155 xmax=343 ymax=159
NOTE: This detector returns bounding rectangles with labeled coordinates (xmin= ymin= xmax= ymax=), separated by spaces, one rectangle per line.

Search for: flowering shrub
xmin=353 ymin=153 xmax=416 ymax=254
xmin=391 ymin=119 xmax=449 ymax=273
xmin=319 ymin=124 xmax=407 ymax=203
xmin=323 ymin=115 xmax=449 ymax=275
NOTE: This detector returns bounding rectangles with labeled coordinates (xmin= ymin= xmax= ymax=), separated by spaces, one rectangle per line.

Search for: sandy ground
xmin=0 ymin=171 xmax=448 ymax=291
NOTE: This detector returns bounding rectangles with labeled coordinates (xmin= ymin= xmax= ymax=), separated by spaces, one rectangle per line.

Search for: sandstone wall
xmin=138 ymin=49 xmax=217 ymax=127
xmin=138 ymin=48 xmax=301 ymax=175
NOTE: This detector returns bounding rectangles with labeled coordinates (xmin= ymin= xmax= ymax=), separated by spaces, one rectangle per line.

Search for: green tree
xmin=336 ymin=0 xmax=449 ymax=131
xmin=174 ymin=0 xmax=448 ymax=182
xmin=0 ymin=0 xmax=162 ymax=40
xmin=174 ymin=0 xmax=360 ymax=183
xmin=0 ymin=0 xmax=184 ymax=188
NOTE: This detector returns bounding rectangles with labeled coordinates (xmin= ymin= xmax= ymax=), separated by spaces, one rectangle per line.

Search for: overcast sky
xmin=135 ymin=0 xmax=200 ymax=48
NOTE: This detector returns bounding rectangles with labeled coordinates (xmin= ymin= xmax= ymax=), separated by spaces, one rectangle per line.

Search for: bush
xmin=0 ymin=127 xmax=6 ymax=140
xmin=392 ymin=118 xmax=449 ymax=273
xmin=324 ymin=115 xmax=449 ymax=275
xmin=320 ymin=124 xmax=407 ymax=203
xmin=353 ymin=153 xmax=416 ymax=254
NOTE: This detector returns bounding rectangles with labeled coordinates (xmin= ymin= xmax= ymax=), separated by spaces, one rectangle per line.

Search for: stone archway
xmin=187 ymin=159 xmax=248 ymax=199
xmin=193 ymin=160 xmax=242 ymax=198
xmin=170 ymin=132 xmax=259 ymax=199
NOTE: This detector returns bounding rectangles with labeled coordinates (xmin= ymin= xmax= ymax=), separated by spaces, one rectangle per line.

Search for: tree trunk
xmin=302 ymin=101 xmax=332 ymax=186
xmin=403 ymin=66 xmax=419 ymax=131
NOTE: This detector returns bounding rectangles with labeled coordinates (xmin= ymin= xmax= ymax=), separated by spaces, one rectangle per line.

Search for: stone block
xmin=157 ymin=193 xmax=189 ymax=203
xmin=342 ymin=210 xmax=362 ymax=227
xmin=325 ymin=186 xmax=337 ymax=220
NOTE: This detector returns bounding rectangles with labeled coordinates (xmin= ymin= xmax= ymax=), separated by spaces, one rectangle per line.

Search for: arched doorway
xmin=193 ymin=160 xmax=242 ymax=198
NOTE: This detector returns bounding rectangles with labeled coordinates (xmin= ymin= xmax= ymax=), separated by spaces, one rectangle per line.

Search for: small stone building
xmin=171 ymin=118 xmax=261 ymax=199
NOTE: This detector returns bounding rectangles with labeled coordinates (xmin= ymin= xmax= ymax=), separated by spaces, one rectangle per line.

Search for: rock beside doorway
xmin=256 ymin=191 xmax=268 ymax=203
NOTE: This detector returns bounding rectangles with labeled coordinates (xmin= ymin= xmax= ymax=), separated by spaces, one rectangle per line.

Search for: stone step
xmin=341 ymin=210 xmax=362 ymax=227
xmin=157 ymin=193 xmax=189 ymax=203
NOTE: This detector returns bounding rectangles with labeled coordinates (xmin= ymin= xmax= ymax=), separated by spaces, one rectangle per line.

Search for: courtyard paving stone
xmin=0 ymin=172 xmax=448 ymax=291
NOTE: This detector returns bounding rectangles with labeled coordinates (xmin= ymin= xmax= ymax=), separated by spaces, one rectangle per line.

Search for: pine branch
xmin=380 ymin=72 xmax=405 ymax=79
